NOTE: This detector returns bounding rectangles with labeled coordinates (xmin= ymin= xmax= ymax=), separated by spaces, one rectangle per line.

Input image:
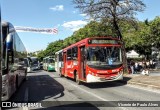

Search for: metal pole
xmin=0 ymin=6 xmax=2 ymax=107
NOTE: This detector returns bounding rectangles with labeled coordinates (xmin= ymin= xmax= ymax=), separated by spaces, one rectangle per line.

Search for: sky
xmin=1 ymin=0 xmax=160 ymax=52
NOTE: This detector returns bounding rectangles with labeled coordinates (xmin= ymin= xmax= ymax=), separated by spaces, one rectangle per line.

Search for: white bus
xmin=30 ymin=57 xmax=40 ymax=70
xmin=2 ymin=21 xmax=27 ymax=101
xmin=55 ymin=50 xmax=63 ymax=75
xmin=43 ymin=56 xmax=55 ymax=71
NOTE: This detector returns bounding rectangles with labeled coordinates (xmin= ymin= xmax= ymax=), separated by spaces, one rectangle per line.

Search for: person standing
xmin=134 ymin=62 xmax=139 ymax=73
xmin=130 ymin=60 xmax=135 ymax=74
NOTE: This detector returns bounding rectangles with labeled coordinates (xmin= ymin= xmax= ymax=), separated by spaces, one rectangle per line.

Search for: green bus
xmin=43 ymin=56 xmax=55 ymax=71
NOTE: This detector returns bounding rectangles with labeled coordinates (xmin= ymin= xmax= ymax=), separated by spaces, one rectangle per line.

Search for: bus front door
xmin=79 ymin=46 xmax=86 ymax=80
xmin=63 ymin=52 xmax=67 ymax=77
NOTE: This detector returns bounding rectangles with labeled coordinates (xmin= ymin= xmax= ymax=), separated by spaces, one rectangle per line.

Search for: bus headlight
xmin=88 ymin=71 xmax=95 ymax=76
xmin=73 ymin=61 xmax=78 ymax=65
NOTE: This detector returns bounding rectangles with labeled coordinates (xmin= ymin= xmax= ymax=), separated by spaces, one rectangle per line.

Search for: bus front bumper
xmin=48 ymin=67 xmax=55 ymax=71
xmin=86 ymin=73 xmax=123 ymax=83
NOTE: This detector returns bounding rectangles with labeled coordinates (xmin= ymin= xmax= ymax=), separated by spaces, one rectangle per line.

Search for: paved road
xmin=6 ymin=70 xmax=160 ymax=110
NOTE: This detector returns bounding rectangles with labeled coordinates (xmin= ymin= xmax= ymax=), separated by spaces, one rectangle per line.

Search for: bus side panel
xmin=62 ymin=52 xmax=67 ymax=76
xmin=67 ymin=60 xmax=75 ymax=79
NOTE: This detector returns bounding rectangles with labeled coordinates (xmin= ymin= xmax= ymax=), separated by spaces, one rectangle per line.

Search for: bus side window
xmin=67 ymin=49 xmax=72 ymax=60
xmin=8 ymin=51 xmax=14 ymax=63
xmin=59 ymin=52 xmax=63 ymax=61
xmin=72 ymin=46 xmax=78 ymax=60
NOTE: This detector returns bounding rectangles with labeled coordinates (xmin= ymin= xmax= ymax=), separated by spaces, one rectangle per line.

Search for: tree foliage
xmin=37 ymin=16 xmax=160 ymax=61
xmin=73 ymin=0 xmax=146 ymax=39
xmin=150 ymin=16 xmax=160 ymax=49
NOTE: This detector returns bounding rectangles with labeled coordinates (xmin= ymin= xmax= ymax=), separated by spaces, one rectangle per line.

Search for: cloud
xmin=62 ymin=20 xmax=88 ymax=31
xmin=80 ymin=14 xmax=87 ymax=17
xmin=50 ymin=5 xmax=64 ymax=11
xmin=73 ymin=11 xmax=77 ymax=14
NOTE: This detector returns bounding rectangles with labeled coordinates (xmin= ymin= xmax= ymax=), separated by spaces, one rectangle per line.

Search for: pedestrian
xmin=150 ymin=60 xmax=153 ymax=69
xmin=130 ymin=60 xmax=135 ymax=74
xmin=146 ymin=61 xmax=150 ymax=69
xmin=141 ymin=68 xmax=149 ymax=76
xmin=134 ymin=62 xmax=139 ymax=73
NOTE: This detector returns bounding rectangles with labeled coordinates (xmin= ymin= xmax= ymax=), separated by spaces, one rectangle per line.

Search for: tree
xmin=37 ymin=50 xmax=46 ymax=61
xmin=73 ymin=0 xmax=146 ymax=40
xmin=150 ymin=16 xmax=160 ymax=50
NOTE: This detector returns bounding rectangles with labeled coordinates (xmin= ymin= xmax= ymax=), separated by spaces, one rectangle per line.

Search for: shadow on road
xmin=82 ymin=77 xmax=132 ymax=89
xmin=29 ymin=69 xmax=44 ymax=73
xmin=65 ymin=76 xmax=132 ymax=89
xmin=7 ymin=73 xmax=101 ymax=110
xmin=28 ymin=74 xmax=65 ymax=101
xmin=9 ymin=74 xmax=65 ymax=102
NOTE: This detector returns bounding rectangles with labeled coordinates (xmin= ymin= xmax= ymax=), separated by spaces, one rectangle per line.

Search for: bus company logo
xmin=112 ymin=69 xmax=119 ymax=72
xmin=97 ymin=70 xmax=108 ymax=74
xmin=2 ymin=102 xmax=11 ymax=107
xmin=67 ymin=65 xmax=72 ymax=68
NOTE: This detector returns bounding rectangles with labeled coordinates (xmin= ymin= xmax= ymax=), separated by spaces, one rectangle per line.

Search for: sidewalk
xmin=122 ymin=72 xmax=160 ymax=90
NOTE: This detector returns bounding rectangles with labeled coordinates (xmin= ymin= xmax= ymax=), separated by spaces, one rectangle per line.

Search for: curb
xmin=119 ymin=80 xmax=160 ymax=90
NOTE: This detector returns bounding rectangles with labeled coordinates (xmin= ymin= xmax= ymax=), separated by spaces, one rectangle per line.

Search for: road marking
xmin=130 ymin=81 xmax=160 ymax=88
xmin=22 ymin=87 xmax=29 ymax=110
xmin=69 ymin=83 xmax=128 ymax=110
xmin=46 ymin=71 xmax=128 ymax=110
xmin=126 ymin=83 xmax=160 ymax=94
xmin=24 ymin=87 xmax=28 ymax=102
xmin=70 ymin=83 xmax=107 ymax=101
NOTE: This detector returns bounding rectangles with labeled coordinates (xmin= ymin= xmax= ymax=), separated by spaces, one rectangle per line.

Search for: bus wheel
xmin=59 ymin=72 xmax=63 ymax=77
xmin=76 ymin=73 xmax=81 ymax=85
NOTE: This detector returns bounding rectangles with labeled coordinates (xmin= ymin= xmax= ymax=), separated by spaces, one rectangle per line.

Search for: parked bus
xmin=30 ymin=57 xmax=39 ymax=70
xmin=55 ymin=37 xmax=124 ymax=84
xmin=43 ymin=56 xmax=55 ymax=71
xmin=1 ymin=21 xmax=27 ymax=101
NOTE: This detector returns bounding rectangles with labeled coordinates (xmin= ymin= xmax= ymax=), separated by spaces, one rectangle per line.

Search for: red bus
xmin=55 ymin=37 xmax=124 ymax=84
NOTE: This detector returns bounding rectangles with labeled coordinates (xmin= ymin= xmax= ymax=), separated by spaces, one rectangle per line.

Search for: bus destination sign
xmin=88 ymin=39 xmax=120 ymax=44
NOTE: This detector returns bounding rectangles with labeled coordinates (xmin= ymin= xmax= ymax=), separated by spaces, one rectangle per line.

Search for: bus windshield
xmin=87 ymin=46 xmax=122 ymax=66
xmin=31 ymin=58 xmax=39 ymax=65
xmin=48 ymin=59 xmax=54 ymax=63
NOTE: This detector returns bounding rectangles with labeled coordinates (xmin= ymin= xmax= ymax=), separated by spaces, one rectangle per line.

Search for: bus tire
xmin=76 ymin=73 xmax=81 ymax=85
xmin=59 ymin=73 xmax=63 ymax=77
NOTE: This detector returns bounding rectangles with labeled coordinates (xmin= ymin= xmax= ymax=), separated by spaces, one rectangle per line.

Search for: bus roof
xmin=63 ymin=37 xmax=121 ymax=52
xmin=43 ymin=56 xmax=54 ymax=59
xmin=55 ymin=49 xmax=63 ymax=54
